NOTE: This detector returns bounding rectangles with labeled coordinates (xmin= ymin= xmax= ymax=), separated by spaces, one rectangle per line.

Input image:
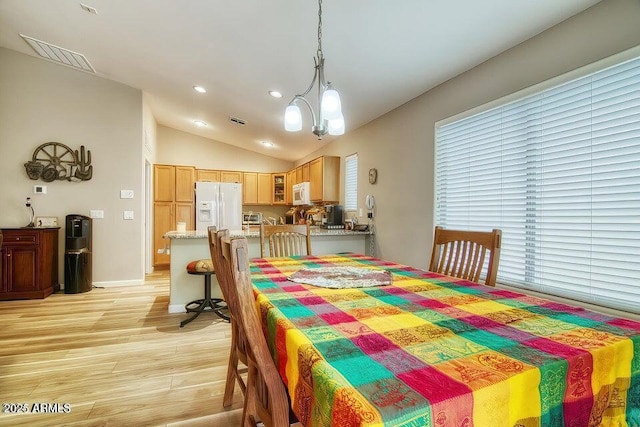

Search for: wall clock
xmin=368 ymin=168 xmax=378 ymax=184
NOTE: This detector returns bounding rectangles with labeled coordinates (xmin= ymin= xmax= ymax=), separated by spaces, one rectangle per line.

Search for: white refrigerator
xmin=195 ymin=181 xmax=243 ymax=232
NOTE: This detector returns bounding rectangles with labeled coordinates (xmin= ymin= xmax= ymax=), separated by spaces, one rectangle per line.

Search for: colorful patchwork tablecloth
xmin=249 ymin=253 xmax=640 ymax=427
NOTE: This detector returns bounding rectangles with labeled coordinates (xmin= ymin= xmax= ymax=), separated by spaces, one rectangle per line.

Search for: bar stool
xmin=180 ymin=259 xmax=230 ymax=328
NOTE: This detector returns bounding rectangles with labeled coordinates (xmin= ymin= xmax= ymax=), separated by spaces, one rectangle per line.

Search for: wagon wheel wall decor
xmin=24 ymin=142 xmax=93 ymax=182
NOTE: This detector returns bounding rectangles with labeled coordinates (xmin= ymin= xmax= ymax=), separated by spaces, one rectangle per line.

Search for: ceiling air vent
xmin=20 ymin=34 xmax=96 ymax=73
xmin=229 ymin=116 xmax=247 ymax=126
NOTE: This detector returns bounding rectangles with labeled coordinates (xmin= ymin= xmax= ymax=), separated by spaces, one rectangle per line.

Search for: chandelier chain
xmin=317 ymin=0 xmax=323 ymax=57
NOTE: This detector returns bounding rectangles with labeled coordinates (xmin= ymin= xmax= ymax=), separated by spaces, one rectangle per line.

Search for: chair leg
xmin=223 ymin=333 xmax=239 ymax=407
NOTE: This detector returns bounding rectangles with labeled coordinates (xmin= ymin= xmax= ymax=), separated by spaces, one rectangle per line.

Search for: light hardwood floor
xmin=0 ymin=271 xmax=243 ymax=427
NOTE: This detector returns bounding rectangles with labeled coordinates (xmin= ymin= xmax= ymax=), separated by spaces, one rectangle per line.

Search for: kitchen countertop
xmin=164 ymin=227 xmax=373 ymax=239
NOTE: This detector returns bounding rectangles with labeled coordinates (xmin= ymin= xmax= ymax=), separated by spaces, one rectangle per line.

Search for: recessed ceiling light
xmin=193 ymin=85 xmax=207 ymax=93
xmin=268 ymin=90 xmax=282 ymax=98
xmin=193 ymin=120 xmax=207 ymax=127
xmin=262 ymin=141 xmax=274 ymax=148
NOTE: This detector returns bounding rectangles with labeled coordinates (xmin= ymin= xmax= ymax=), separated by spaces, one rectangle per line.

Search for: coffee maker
xmin=324 ymin=205 xmax=344 ymax=229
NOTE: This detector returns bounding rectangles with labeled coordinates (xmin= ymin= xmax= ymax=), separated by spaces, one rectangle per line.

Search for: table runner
xmin=250 ymin=253 xmax=640 ymax=427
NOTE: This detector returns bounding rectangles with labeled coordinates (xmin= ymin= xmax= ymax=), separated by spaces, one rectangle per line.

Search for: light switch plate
xmin=90 ymin=210 xmax=104 ymax=219
xmin=120 ymin=190 xmax=134 ymax=199
xmin=123 ymin=210 xmax=134 ymax=220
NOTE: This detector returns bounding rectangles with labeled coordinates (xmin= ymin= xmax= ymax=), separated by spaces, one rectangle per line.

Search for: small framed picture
xmin=35 ymin=216 xmax=58 ymax=227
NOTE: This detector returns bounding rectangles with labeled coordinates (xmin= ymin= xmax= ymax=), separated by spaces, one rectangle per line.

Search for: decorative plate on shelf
xmin=288 ymin=266 xmax=392 ymax=289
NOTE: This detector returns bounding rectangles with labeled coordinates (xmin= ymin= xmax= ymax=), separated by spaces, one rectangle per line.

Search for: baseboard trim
xmin=61 ymin=279 xmax=144 ymax=289
xmin=169 ymin=304 xmax=186 ymax=314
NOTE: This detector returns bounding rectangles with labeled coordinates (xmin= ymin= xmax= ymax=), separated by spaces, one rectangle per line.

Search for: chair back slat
xmin=260 ymin=224 xmax=311 ymax=257
xmin=429 ymin=226 xmax=502 ymax=286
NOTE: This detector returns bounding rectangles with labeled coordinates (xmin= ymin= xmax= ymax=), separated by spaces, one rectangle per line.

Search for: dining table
xmin=248 ymin=252 xmax=640 ymax=427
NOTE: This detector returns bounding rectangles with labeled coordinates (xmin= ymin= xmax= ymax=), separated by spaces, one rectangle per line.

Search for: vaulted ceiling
xmin=0 ymin=0 xmax=602 ymax=161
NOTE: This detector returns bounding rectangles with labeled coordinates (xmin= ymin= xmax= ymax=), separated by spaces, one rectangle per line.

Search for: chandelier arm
xmin=292 ymin=95 xmax=319 ymax=127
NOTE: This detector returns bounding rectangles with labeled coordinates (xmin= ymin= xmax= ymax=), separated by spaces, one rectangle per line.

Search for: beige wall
xmin=299 ymin=0 xmax=640 ymax=269
xmin=0 ymin=47 xmax=145 ymax=285
xmin=157 ymin=125 xmax=293 ymax=172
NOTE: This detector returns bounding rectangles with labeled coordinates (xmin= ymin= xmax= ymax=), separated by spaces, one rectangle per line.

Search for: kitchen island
xmin=163 ymin=227 xmax=373 ymax=313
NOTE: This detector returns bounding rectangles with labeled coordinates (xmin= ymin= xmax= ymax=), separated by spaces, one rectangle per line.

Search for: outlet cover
xmin=120 ymin=190 xmax=134 ymax=199
xmin=123 ymin=210 xmax=134 ymax=220
xmin=90 ymin=210 xmax=104 ymax=219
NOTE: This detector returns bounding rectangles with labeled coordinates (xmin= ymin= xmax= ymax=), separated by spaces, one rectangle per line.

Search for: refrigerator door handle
xmin=219 ymin=191 xmax=225 ymax=226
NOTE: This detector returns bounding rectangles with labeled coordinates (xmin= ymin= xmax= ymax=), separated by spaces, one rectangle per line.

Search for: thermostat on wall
xmin=34 ymin=185 xmax=47 ymax=194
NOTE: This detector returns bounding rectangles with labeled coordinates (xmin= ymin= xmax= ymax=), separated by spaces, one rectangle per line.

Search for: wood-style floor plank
xmin=0 ymin=271 xmax=242 ymax=426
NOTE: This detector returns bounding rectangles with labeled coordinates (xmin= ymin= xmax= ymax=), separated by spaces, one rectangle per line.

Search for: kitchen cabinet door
xmin=310 ymin=156 xmax=340 ymax=203
xmin=0 ymin=228 xmax=59 ymax=300
xmin=154 ymin=165 xmax=175 ymax=202
xmin=294 ymin=166 xmax=302 ymax=185
xmin=273 ymin=173 xmax=286 ymax=205
xmin=153 ymin=202 xmax=173 ymax=267
xmin=286 ymin=170 xmax=295 ymax=205
xmin=243 ymin=172 xmax=258 ymax=204
xmin=221 ymin=171 xmax=242 ymax=183
xmin=302 ymin=163 xmax=310 ymax=182
xmin=257 ymin=173 xmax=272 ymax=205
xmin=175 ymin=203 xmax=194 ymax=230
xmin=175 ymin=166 xmax=195 ymax=203
xmin=196 ymin=169 xmax=220 ymax=182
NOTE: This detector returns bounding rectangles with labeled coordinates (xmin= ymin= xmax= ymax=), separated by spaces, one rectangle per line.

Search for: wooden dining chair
xmin=429 ymin=226 xmax=502 ymax=286
xmin=259 ymin=224 xmax=311 ymax=258
xmin=208 ymin=227 xmax=248 ymax=408
xmin=223 ymin=235 xmax=293 ymax=427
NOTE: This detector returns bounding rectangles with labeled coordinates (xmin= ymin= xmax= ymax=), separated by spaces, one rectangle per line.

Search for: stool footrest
xmin=180 ymin=298 xmax=230 ymax=327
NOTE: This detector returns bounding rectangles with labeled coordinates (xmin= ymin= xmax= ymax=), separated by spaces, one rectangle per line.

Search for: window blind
xmin=345 ymin=153 xmax=358 ymax=211
xmin=435 ymin=55 xmax=640 ymax=314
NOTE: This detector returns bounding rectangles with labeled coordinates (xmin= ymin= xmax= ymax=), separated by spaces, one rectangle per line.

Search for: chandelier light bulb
xmin=284 ymin=104 xmax=302 ymax=132
xmin=321 ymin=87 xmax=342 ymax=121
xmin=327 ymin=114 xmax=345 ymax=135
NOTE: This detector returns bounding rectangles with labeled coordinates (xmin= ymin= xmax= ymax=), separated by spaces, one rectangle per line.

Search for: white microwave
xmin=293 ymin=182 xmax=311 ymax=206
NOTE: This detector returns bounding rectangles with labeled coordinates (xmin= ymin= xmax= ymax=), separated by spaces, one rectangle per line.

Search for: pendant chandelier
xmin=284 ymin=0 xmax=344 ymax=139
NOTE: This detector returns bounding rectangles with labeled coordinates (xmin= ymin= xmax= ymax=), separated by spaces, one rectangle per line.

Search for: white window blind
xmin=435 ymin=55 xmax=640 ymax=314
xmin=345 ymin=153 xmax=358 ymax=211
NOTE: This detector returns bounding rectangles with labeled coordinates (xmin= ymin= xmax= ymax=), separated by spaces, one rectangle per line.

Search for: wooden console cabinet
xmin=0 ymin=228 xmax=60 ymax=300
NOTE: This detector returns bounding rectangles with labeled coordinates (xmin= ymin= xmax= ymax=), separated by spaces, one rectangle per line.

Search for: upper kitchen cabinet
xmin=221 ymin=171 xmax=242 ymax=183
xmin=175 ymin=166 xmax=195 ymax=202
xmin=302 ymin=163 xmax=310 ymax=182
xmin=272 ymin=173 xmax=286 ymax=205
xmin=243 ymin=172 xmax=271 ymax=205
xmin=196 ymin=169 xmax=220 ymax=182
xmin=310 ymin=156 xmax=340 ymax=203
xmin=154 ymin=165 xmax=175 ymax=202
xmin=154 ymin=165 xmax=195 ymax=203
xmin=286 ymin=170 xmax=295 ymax=205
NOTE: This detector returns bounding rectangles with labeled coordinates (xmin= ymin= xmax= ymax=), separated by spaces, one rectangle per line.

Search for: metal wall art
xmin=24 ymin=142 xmax=93 ymax=182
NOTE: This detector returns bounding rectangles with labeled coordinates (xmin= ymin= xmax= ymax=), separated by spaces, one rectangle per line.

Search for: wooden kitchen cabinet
xmin=153 ymin=202 xmax=173 ymax=267
xmin=153 ymin=164 xmax=195 ymax=268
xmin=243 ymin=172 xmax=272 ymax=205
xmin=302 ymin=163 xmax=310 ymax=182
xmin=175 ymin=166 xmax=195 ymax=202
xmin=243 ymin=172 xmax=258 ymax=204
xmin=257 ymin=173 xmax=272 ymax=204
xmin=154 ymin=164 xmax=175 ymax=202
xmin=295 ymin=166 xmax=302 ymax=185
xmin=221 ymin=171 xmax=242 ymax=183
xmin=196 ymin=169 xmax=220 ymax=182
xmin=0 ymin=228 xmax=59 ymax=300
xmin=286 ymin=170 xmax=295 ymax=205
xmin=310 ymin=156 xmax=340 ymax=203
xmin=272 ymin=173 xmax=286 ymax=205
